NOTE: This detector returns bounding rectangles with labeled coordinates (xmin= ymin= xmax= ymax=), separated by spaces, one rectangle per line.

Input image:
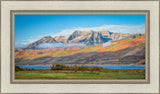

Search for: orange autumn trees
xmin=15 ymin=36 xmax=145 ymax=60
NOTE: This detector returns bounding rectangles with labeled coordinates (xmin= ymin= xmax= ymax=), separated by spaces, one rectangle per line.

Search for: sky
xmin=15 ymin=14 xmax=145 ymax=45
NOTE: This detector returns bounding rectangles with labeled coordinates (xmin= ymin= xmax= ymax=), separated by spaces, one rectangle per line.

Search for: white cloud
xmin=51 ymin=30 xmax=71 ymax=37
xmin=52 ymin=24 xmax=145 ymax=37
xmin=27 ymin=32 xmax=55 ymax=43
xmin=102 ymin=40 xmax=112 ymax=48
xmin=27 ymin=39 xmax=39 ymax=43
xmin=38 ymin=43 xmax=86 ymax=48
xmin=25 ymin=24 xmax=145 ymax=43
xmin=15 ymin=42 xmax=29 ymax=48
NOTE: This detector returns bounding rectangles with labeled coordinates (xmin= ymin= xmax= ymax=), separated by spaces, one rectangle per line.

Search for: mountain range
xmin=15 ymin=29 xmax=145 ymax=65
xmin=26 ymin=30 xmax=144 ymax=49
xmin=15 ymin=36 xmax=145 ymax=65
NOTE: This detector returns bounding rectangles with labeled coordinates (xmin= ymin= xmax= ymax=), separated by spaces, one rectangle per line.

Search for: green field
xmin=15 ymin=69 xmax=145 ymax=79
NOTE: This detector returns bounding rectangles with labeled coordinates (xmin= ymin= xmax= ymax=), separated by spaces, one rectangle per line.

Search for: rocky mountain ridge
xmin=27 ymin=30 xmax=144 ymax=49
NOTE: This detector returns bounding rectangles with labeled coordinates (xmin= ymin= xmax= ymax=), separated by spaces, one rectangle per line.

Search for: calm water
xmin=19 ymin=65 xmax=145 ymax=69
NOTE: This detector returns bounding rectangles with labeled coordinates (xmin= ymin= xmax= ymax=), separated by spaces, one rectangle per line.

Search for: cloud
xmin=102 ymin=40 xmax=112 ymax=48
xmin=52 ymin=24 xmax=145 ymax=37
xmin=25 ymin=24 xmax=145 ymax=43
xmin=38 ymin=43 xmax=86 ymax=48
xmin=27 ymin=39 xmax=39 ymax=43
xmin=27 ymin=32 xmax=55 ymax=43
xmin=15 ymin=42 xmax=29 ymax=48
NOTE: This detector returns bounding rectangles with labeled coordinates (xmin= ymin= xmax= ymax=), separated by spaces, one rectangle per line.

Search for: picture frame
xmin=0 ymin=0 xmax=159 ymax=93
xmin=10 ymin=10 xmax=150 ymax=84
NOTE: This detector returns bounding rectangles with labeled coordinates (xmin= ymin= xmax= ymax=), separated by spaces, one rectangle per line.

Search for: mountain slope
xmin=110 ymin=33 xmax=144 ymax=41
xmin=69 ymin=31 xmax=111 ymax=45
xmin=27 ymin=36 xmax=57 ymax=49
xmin=15 ymin=36 xmax=145 ymax=65
xmin=54 ymin=36 xmax=67 ymax=43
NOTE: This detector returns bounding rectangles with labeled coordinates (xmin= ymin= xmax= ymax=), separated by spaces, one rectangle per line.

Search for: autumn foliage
xmin=15 ymin=36 xmax=145 ymax=60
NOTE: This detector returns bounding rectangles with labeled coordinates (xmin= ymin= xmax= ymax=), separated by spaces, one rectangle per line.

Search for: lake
xmin=19 ymin=65 xmax=145 ymax=69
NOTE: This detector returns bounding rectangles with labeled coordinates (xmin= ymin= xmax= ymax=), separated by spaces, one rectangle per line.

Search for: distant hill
xmin=25 ymin=30 xmax=144 ymax=49
xmin=15 ymin=36 xmax=145 ymax=65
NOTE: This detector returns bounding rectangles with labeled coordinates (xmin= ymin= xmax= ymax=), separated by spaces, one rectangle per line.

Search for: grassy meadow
xmin=15 ymin=65 xmax=145 ymax=79
xmin=15 ymin=70 xmax=145 ymax=79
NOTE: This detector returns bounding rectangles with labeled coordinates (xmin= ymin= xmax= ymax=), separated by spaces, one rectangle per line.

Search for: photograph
xmin=15 ymin=14 xmax=146 ymax=79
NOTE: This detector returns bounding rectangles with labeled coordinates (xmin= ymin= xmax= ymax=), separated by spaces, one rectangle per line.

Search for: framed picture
xmin=0 ymin=0 xmax=159 ymax=94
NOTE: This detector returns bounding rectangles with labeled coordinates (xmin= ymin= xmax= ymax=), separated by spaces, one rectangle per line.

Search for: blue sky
xmin=15 ymin=14 xmax=145 ymax=44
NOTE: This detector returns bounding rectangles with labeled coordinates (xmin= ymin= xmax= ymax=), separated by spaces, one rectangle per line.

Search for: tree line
xmin=15 ymin=64 xmax=107 ymax=72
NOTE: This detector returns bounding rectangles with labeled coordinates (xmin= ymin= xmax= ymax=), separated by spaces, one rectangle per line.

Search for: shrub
xmin=51 ymin=64 xmax=69 ymax=70
xmin=15 ymin=65 xmax=23 ymax=72
xmin=51 ymin=64 xmax=106 ymax=72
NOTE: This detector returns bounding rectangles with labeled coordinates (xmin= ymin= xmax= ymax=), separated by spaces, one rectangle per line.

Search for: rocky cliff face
xmin=95 ymin=30 xmax=112 ymax=38
xmin=67 ymin=30 xmax=111 ymax=45
xmin=26 ymin=30 xmax=144 ymax=49
xmin=110 ymin=33 xmax=144 ymax=41
xmin=54 ymin=36 xmax=67 ymax=43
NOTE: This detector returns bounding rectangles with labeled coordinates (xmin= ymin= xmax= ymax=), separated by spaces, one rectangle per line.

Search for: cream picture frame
xmin=0 ymin=0 xmax=159 ymax=94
